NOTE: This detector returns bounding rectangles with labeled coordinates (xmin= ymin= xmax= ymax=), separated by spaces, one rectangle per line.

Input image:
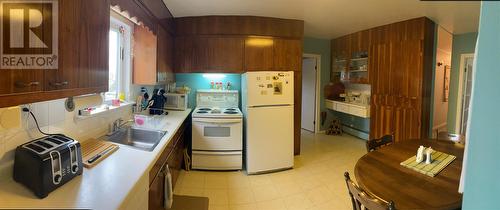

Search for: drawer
xmin=335 ymin=103 xmax=349 ymax=113
xmin=192 ymin=151 xmax=242 ymax=170
xmin=349 ymin=106 xmax=369 ymax=118
xmin=325 ymin=100 xmax=335 ymax=110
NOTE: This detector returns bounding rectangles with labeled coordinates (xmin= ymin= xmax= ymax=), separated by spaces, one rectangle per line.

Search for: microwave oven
xmin=164 ymin=93 xmax=188 ymax=110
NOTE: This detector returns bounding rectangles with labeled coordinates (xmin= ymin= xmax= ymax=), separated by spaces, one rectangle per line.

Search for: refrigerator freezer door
xmin=243 ymin=71 xmax=294 ymax=107
xmin=246 ymin=105 xmax=294 ymax=174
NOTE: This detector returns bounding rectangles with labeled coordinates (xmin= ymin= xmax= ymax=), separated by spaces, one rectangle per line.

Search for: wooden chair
xmin=366 ymin=134 xmax=394 ymax=152
xmin=344 ymin=172 xmax=396 ymax=210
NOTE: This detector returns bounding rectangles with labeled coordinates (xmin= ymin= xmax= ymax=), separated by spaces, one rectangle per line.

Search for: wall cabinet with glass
xmin=347 ymin=51 xmax=369 ymax=84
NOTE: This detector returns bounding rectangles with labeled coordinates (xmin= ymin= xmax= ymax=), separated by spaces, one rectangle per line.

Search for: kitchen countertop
xmin=0 ymin=109 xmax=192 ymax=210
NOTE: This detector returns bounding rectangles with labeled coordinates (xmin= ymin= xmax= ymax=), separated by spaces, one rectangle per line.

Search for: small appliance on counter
xmin=164 ymin=92 xmax=188 ymax=110
xmin=148 ymin=88 xmax=167 ymax=115
xmin=13 ymin=134 xmax=83 ymax=198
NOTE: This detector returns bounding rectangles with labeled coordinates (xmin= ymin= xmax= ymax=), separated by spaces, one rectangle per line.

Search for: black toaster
xmin=13 ymin=134 xmax=83 ymax=198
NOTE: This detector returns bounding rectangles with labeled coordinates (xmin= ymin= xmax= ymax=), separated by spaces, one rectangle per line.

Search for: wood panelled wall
xmin=332 ymin=17 xmax=435 ymax=142
xmin=173 ymin=16 xmax=304 ymax=155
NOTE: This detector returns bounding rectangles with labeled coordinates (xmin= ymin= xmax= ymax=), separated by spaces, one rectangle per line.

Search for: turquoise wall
xmin=303 ymin=37 xmax=332 ymax=130
xmin=462 ymin=2 xmax=500 ymax=209
xmin=447 ymin=32 xmax=478 ymax=133
xmin=175 ymin=73 xmax=242 ymax=108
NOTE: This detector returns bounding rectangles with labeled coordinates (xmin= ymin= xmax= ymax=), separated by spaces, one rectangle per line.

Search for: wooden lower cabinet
xmin=149 ymin=119 xmax=188 ymax=210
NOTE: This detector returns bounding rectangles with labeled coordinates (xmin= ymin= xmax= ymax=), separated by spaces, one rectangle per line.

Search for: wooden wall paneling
xmin=244 ymin=37 xmax=274 ymax=71
xmin=133 ymin=25 xmax=158 ymax=85
xmin=294 ymin=71 xmax=302 ymax=155
xmin=273 ymin=38 xmax=302 ymax=71
xmin=175 ymin=16 xmax=304 ymax=38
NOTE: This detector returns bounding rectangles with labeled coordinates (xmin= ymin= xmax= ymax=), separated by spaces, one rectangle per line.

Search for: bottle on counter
xmin=210 ymin=81 xmax=215 ymax=89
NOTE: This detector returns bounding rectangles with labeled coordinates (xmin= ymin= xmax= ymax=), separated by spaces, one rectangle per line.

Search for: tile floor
xmin=174 ymin=130 xmax=367 ymax=210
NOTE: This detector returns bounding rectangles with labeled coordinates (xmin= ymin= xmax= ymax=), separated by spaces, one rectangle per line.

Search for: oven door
xmin=192 ymin=118 xmax=242 ymax=151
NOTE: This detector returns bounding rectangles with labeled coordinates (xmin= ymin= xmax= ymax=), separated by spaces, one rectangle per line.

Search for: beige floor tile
xmin=274 ymin=181 xmax=302 ymax=196
xmin=204 ymin=189 xmax=229 ymax=205
xmin=178 ymin=187 xmax=205 ymax=197
xmin=251 ymin=185 xmax=280 ymax=202
xmin=229 ymin=203 xmax=257 ymax=210
xmin=227 ymin=173 xmax=251 ymax=189
xmin=205 ymin=174 xmax=229 ymax=189
xmin=228 ymin=188 xmax=256 ymax=205
xmin=256 ymin=198 xmax=287 ymax=210
xmin=283 ymin=193 xmax=314 ymax=210
xmin=209 ymin=204 xmax=230 ymax=210
xmin=305 ymin=186 xmax=335 ymax=206
xmin=249 ymin=175 xmax=273 ymax=187
xmin=180 ymin=132 xmax=366 ymax=210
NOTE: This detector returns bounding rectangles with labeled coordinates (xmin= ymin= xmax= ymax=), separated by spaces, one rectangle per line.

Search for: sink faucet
xmin=108 ymin=118 xmax=133 ymax=136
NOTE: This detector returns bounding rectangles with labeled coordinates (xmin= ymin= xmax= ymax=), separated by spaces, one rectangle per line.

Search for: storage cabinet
xmin=368 ymin=17 xmax=434 ymax=142
xmin=157 ymin=25 xmax=174 ymax=83
xmin=0 ymin=0 xmax=110 ymax=108
xmin=244 ymin=37 xmax=302 ymax=71
xmin=149 ymin=119 xmax=188 ymax=210
xmin=175 ymin=36 xmax=245 ymax=73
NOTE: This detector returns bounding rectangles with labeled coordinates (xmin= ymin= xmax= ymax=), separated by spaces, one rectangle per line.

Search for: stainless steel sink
xmin=102 ymin=125 xmax=167 ymax=151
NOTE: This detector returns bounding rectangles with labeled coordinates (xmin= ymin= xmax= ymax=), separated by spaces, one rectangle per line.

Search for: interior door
xmin=301 ymin=58 xmax=316 ymax=132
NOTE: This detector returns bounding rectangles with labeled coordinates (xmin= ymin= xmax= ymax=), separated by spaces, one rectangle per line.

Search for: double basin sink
xmin=101 ymin=124 xmax=167 ymax=152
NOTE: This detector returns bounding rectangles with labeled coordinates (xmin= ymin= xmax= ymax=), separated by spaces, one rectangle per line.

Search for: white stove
xmin=191 ymin=90 xmax=243 ymax=170
xmin=192 ymin=107 xmax=243 ymax=118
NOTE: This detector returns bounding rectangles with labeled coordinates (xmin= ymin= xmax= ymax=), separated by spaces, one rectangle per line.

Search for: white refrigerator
xmin=241 ymin=71 xmax=294 ymax=174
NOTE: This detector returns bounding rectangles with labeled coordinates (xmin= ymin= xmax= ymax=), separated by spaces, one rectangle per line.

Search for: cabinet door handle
xmin=50 ymin=81 xmax=69 ymax=87
xmin=15 ymin=81 xmax=40 ymax=88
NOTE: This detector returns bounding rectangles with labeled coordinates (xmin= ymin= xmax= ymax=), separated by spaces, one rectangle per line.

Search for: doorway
xmin=301 ymin=54 xmax=321 ymax=133
xmin=456 ymin=54 xmax=474 ymax=135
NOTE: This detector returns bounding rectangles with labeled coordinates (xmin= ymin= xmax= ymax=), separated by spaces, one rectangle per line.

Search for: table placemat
xmin=400 ymin=150 xmax=456 ymax=177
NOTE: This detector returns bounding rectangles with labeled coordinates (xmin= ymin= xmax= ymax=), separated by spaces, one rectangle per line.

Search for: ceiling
xmin=162 ymin=0 xmax=480 ymax=39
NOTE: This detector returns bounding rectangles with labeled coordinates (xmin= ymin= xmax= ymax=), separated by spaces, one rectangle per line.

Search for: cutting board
xmin=81 ymin=138 xmax=119 ymax=168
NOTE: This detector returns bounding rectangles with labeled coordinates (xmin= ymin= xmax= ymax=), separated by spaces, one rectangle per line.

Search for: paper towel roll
xmin=74 ymin=94 xmax=103 ymax=110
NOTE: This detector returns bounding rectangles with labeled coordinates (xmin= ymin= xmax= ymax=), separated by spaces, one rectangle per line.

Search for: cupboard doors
xmin=0 ymin=70 xmax=45 ymax=95
xmin=149 ymin=165 xmax=167 ymax=210
xmin=273 ymin=39 xmax=302 ymax=71
xmin=244 ymin=37 xmax=274 ymax=71
xmin=157 ymin=25 xmax=174 ymax=83
xmin=78 ymin=0 xmax=110 ymax=89
xmin=174 ymin=36 xmax=244 ymax=73
xmin=46 ymin=0 xmax=110 ymax=91
xmin=133 ymin=25 xmax=158 ymax=85
xmin=194 ymin=36 xmax=244 ymax=72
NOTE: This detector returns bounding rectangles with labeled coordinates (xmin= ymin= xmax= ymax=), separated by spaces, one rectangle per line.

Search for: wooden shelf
xmin=350 ymin=57 xmax=368 ymax=62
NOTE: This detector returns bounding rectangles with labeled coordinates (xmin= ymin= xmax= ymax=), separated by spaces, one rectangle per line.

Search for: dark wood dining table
xmin=354 ymin=139 xmax=464 ymax=210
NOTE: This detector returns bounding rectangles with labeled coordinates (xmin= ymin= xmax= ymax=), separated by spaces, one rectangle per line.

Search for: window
xmin=106 ymin=14 xmax=132 ymax=101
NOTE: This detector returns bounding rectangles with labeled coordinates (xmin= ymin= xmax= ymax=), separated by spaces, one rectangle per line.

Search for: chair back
xmin=437 ymin=132 xmax=465 ymax=144
xmin=344 ymin=172 xmax=395 ymax=210
xmin=366 ymin=134 xmax=394 ymax=152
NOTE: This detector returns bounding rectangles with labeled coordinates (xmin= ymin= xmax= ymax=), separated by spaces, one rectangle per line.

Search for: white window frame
xmin=105 ymin=13 xmax=132 ymax=102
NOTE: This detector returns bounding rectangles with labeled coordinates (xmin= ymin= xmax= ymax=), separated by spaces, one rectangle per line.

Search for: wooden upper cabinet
xmin=46 ymin=0 xmax=109 ymax=91
xmin=350 ymin=30 xmax=370 ymax=53
xmin=273 ymin=39 xmax=302 ymax=71
xmin=244 ymin=37 xmax=274 ymax=71
xmin=133 ymin=25 xmax=158 ymax=85
xmin=174 ymin=36 xmax=244 ymax=73
xmin=244 ymin=37 xmax=302 ymax=71
xmin=157 ymin=25 xmax=173 ymax=83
